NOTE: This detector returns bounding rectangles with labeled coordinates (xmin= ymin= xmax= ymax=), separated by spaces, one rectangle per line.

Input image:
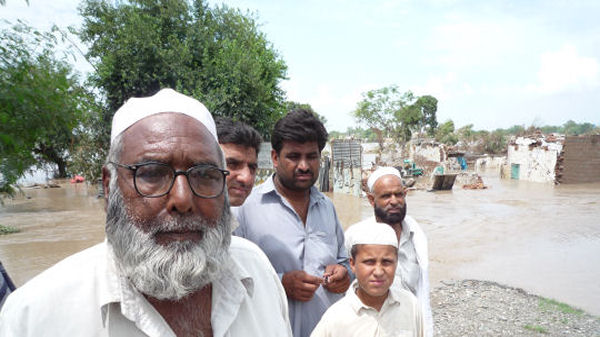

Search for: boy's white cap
xmin=367 ymin=166 xmax=401 ymax=191
xmin=110 ymin=88 xmax=217 ymax=144
xmin=345 ymin=219 xmax=398 ymax=255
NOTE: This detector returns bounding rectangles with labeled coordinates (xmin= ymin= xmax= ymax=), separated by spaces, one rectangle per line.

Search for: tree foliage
xmin=414 ymin=95 xmax=438 ymax=136
xmin=329 ymin=127 xmax=377 ymax=141
xmin=0 ymin=21 xmax=96 ymax=193
xmin=435 ymin=120 xmax=458 ymax=145
xmin=78 ymin=0 xmax=287 ymax=137
xmin=352 ymin=85 xmax=439 ymax=145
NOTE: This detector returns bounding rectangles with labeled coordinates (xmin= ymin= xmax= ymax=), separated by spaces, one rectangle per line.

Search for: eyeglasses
xmin=110 ymin=161 xmax=229 ymax=198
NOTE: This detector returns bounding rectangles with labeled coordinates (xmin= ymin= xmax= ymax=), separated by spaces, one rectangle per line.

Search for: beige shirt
xmin=348 ymin=216 xmax=433 ymax=337
xmin=310 ymin=280 xmax=424 ymax=337
xmin=0 ymin=238 xmax=292 ymax=337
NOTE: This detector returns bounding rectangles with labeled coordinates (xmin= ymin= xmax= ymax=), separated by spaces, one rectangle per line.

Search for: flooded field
xmin=1 ymin=172 xmax=599 ymax=315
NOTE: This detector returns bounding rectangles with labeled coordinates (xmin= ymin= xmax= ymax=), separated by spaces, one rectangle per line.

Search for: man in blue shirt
xmin=234 ymin=109 xmax=350 ymax=337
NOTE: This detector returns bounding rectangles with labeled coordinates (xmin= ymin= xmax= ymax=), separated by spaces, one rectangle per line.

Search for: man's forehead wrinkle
xmin=120 ymin=113 xmax=219 ymax=163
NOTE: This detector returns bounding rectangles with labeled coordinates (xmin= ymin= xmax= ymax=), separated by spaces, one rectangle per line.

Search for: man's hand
xmin=281 ymin=270 xmax=322 ymax=302
xmin=322 ymin=264 xmax=350 ymax=294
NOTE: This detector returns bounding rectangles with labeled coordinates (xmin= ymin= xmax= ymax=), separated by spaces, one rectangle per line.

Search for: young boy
xmin=311 ymin=220 xmax=423 ymax=337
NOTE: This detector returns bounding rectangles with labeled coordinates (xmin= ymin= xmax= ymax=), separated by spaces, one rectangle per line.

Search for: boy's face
xmin=350 ymin=244 xmax=398 ymax=302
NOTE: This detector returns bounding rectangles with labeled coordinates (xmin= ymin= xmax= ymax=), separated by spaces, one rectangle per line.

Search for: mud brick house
xmin=558 ymin=135 xmax=600 ymax=184
xmin=505 ymin=134 xmax=600 ymax=184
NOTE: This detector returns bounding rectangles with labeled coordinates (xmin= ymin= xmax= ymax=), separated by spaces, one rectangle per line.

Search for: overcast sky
xmin=2 ymin=0 xmax=599 ymax=132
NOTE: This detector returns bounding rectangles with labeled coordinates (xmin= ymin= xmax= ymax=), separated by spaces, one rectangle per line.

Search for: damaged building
xmin=503 ymin=134 xmax=563 ymax=183
xmin=503 ymin=134 xmax=600 ymax=184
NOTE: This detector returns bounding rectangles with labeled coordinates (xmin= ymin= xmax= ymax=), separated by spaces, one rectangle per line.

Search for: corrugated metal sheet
xmin=332 ymin=140 xmax=362 ymax=167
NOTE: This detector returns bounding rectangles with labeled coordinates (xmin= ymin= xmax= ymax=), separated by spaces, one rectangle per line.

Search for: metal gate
xmin=331 ymin=140 xmax=362 ymax=196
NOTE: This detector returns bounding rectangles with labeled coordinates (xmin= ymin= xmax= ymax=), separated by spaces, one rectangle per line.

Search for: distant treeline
xmin=330 ymin=120 xmax=599 ymax=155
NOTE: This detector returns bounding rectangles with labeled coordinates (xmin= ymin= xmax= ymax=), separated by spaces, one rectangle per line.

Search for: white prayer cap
xmin=110 ymin=88 xmax=217 ymax=144
xmin=367 ymin=166 xmax=402 ymax=192
xmin=345 ymin=219 xmax=398 ymax=255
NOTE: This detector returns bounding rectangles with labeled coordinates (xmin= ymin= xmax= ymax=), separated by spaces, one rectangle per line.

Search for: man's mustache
xmin=295 ymin=168 xmax=313 ymax=175
xmin=138 ymin=216 xmax=211 ymax=236
xmin=231 ymin=181 xmax=252 ymax=189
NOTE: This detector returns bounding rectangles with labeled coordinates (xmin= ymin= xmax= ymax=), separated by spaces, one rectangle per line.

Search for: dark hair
xmin=215 ymin=117 xmax=262 ymax=155
xmin=271 ymin=109 xmax=328 ymax=153
xmin=350 ymin=245 xmax=359 ymax=260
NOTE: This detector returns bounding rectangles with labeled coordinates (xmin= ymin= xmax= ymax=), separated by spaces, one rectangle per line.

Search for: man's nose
xmin=298 ymin=158 xmax=309 ymax=171
xmin=373 ymin=264 xmax=385 ymax=276
xmin=165 ymin=174 xmax=194 ymax=214
xmin=389 ymin=194 xmax=404 ymax=206
xmin=237 ymin=166 xmax=253 ymax=186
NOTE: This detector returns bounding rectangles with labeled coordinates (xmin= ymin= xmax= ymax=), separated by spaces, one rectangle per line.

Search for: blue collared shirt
xmin=234 ymin=176 xmax=350 ymax=337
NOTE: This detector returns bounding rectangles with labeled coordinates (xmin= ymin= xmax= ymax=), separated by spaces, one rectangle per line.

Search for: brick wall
xmin=560 ymin=135 xmax=600 ymax=184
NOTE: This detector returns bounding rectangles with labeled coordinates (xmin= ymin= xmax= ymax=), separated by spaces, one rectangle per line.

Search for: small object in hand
xmin=323 ymin=275 xmax=330 ymax=285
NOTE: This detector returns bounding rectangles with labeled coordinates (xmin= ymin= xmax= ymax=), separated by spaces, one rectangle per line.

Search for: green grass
xmin=0 ymin=224 xmax=20 ymax=235
xmin=539 ymin=297 xmax=584 ymax=315
xmin=524 ymin=324 xmax=548 ymax=334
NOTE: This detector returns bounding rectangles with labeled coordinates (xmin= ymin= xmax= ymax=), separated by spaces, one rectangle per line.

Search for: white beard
xmin=105 ymin=188 xmax=231 ymax=300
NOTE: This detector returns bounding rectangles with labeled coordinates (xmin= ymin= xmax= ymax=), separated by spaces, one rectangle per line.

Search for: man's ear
xmin=270 ymin=149 xmax=278 ymax=170
xmin=349 ymin=256 xmax=356 ymax=274
xmin=367 ymin=192 xmax=375 ymax=207
xmin=102 ymin=166 xmax=111 ymax=211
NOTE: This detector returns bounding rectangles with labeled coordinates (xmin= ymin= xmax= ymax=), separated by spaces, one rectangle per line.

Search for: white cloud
xmin=528 ymin=44 xmax=600 ymax=94
xmin=412 ymin=72 xmax=457 ymax=101
xmin=430 ymin=18 xmax=521 ymax=68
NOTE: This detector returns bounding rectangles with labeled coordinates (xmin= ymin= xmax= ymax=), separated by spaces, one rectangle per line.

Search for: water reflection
xmin=1 ymin=175 xmax=599 ymax=315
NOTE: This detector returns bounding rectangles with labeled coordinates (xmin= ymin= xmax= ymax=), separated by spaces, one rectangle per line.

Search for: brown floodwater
xmin=1 ymin=173 xmax=599 ymax=315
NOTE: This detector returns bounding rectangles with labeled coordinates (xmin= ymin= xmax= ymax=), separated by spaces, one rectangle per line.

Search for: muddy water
xmin=1 ymin=174 xmax=599 ymax=315
xmin=328 ymin=172 xmax=600 ymax=316
xmin=0 ymin=184 xmax=105 ymax=286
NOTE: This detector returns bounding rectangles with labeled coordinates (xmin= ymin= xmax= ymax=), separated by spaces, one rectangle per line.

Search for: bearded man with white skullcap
xmin=349 ymin=167 xmax=433 ymax=337
xmin=0 ymin=89 xmax=292 ymax=337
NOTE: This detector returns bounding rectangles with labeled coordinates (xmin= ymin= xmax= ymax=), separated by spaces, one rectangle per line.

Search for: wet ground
xmin=1 ymin=172 xmax=599 ymax=315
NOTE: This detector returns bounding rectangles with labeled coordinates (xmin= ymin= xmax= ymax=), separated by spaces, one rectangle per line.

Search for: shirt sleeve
xmin=416 ymin=298 xmax=425 ymax=337
xmin=332 ymin=206 xmax=350 ymax=273
xmin=309 ymin=316 xmax=330 ymax=337
xmin=0 ymin=292 xmax=29 ymax=337
xmin=231 ymin=204 xmax=246 ymax=238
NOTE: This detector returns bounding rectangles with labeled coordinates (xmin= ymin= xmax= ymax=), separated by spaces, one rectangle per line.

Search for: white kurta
xmin=310 ymin=280 xmax=423 ymax=337
xmin=0 ymin=237 xmax=292 ymax=337
xmin=347 ymin=215 xmax=433 ymax=337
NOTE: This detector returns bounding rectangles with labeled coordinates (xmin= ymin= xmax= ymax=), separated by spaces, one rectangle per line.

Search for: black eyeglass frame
xmin=109 ymin=161 xmax=230 ymax=198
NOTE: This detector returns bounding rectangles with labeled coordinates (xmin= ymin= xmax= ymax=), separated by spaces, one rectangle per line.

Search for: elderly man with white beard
xmin=0 ymin=89 xmax=293 ymax=337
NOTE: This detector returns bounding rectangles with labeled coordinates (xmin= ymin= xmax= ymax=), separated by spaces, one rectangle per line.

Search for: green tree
xmin=413 ymin=95 xmax=438 ymax=137
xmin=0 ymin=1 xmax=29 ymax=5
xmin=78 ymin=0 xmax=287 ymax=138
xmin=353 ymin=85 xmax=437 ymax=147
xmin=0 ymin=22 xmax=95 ymax=193
xmin=506 ymin=124 xmax=526 ymax=136
xmin=562 ymin=120 xmax=595 ymax=135
xmin=456 ymin=124 xmax=475 ymax=143
xmin=483 ymin=130 xmax=508 ymax=154
xmin=435 ymin=120 xmax=458 ymax=145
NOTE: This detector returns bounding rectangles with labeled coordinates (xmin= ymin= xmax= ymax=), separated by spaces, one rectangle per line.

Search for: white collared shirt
xmin=0 ymin=237 xmax=292 ymax=337
xmin=348 ymin=216 xmax=432 ymax=337
xmin=310 ymin=280 xmax=423 ymax=337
